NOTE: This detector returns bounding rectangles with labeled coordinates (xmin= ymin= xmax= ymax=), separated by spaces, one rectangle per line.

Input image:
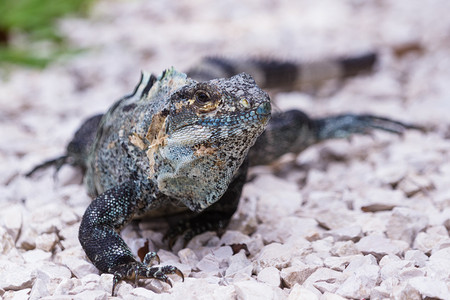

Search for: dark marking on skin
xmin=254 ymin=60 xmax=298 ymax=89
xmin=340 ymin=53 xmax=377 ymax=77
xmin=123 ymin=103 xmax=137 ymax=112
xmin=141 ymin=74 xmax=157 ymax=99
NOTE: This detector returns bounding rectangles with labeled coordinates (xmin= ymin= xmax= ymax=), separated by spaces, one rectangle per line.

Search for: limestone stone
xmin=397 ymin=173 xmax=434 ymax=197
xmin=280 ymin=264 xmax=319 ymax=288
xmin=59 ymin=256 xmax=99 ymax=279
xmin=288 ymin=284 xmax=319 ymax=300
xmin=35 ymin=233 xmax=59 ymax=252
xmin=386 ymin=207 xmax=428 ymax=245
xmin=257 ymin=266 xmax=281 ymax=287
xmin=22 ymin=249 xmax=52 ymax=264
xmin=321 ymin=292 xmax=347 ymax=300
xmin=355 ymin=235 xmax=409 ymax=259
xmin=73 ymin=289 xmax=108 ymax=300
xmin=178 ymin=248 xmax=199 ymax=267
xmin=253 ymin=243 xmax=292 ymax=273
xmin=29 ymin=278 xmax=50 ymax=300
xmin=404 ymin=249 xmax=428 ymax=267
xmin=336 ymin=255 xmax=380 ymax=299
xmin=404 ymin=277 xmax=450 ymax=299
xmin=255 ymin=216 xmax=320 ymax=244
xmin=324 ymin=255 xmax=363 ymax=271
xmin=234 ymin=280 xmax=282 ymax=300
xmin=329 ymin=241 xmax=360 ymax=257
xmin=225 ymin=251 xmax=252 ymax=278
xmin=322 ymin=226 xmax=363 ymax=242
xmin=0 ymin=227 xmax=16 ymax=256
xmin=302 ymin=267 xmax=344 ymax=294
xmin=0 ymin=260 xmax=34 ymax=290
xmin=0 ymin=205 xmax=23 ymax=242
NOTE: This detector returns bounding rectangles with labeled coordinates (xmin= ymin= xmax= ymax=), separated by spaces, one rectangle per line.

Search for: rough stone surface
xmin=3 ymin=0 xmax=450 ymax=299
xmin=355 ymin=235 xmax=409 ymax=259
xmin=257 ymin=267 xmax=281 ymax=287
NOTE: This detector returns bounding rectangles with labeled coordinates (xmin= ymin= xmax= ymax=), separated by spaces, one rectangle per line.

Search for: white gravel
xmin=1 ymin=0 xmax=450 ymax=299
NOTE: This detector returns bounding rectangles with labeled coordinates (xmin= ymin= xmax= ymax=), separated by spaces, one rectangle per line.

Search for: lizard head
xmin=146 ymin=69 xmax=271 ymax=212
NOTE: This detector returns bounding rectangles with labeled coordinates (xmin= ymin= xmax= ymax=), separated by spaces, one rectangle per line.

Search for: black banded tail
xmin=187 ymin=52 xmax=377 ymax=91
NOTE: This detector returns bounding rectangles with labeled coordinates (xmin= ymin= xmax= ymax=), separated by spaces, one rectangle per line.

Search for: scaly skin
xmin=27 ymin=54 xmax=421 ymax=295
xmin=79 ymin=68 xmax=271 ymax=295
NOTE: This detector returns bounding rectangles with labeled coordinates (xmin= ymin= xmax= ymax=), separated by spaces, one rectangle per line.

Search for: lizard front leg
xmin=249 ymin=110 xmax=422 ymax=166
xmin=78 ymin=180 xmax=183 ymax=295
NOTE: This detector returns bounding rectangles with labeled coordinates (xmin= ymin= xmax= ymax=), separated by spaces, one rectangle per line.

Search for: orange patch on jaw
xmin=194 ymin=144 xmax=217 ymax=156
xmin=145 ymin=112 xmax=169 ymax=173
xmin=129 ymin=133 xmax=146 ymax=150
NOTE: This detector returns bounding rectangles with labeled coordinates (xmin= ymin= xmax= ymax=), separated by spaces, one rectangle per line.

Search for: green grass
xmin=0 ymin=0 xmax=94 ymax=68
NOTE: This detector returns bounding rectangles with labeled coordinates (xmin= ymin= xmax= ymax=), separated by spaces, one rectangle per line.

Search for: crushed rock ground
xmin=1 ymin=0 xmax=450 ymax=299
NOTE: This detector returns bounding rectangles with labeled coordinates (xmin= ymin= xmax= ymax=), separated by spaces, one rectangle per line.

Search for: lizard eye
xmin=194 ymin=90 xmax=211 ymax=105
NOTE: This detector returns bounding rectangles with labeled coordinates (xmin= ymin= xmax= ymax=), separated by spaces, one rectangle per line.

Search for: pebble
xmin=0 ymin=260 xmax=34 ymax=291
xmin=336 ymin=255 xmax=380 ymax=299
xmin=0 ymin=205 xmax=23 ymax=242
xmin=257 ymin=266 xmax=281 ymax=287
xmin=322 ymin=225 xmax=363 ymax=242
xmin=288 ymin=284 xmax=319 ymax=300
xmin=386 ymin=207 xmax=428 ymax=245
xmin=59 ymin=256 xmax=99 ymax=279
xmin=73 ymin=289 xmax=108 ymax=300
xmin=35 ymin=233 xmax=59 ymax=252
xmin=234 ymin=280 xmax=283 ymax=300
xmin=395 ymin=276 xmax=450 ymax=299
xmin=280 ymin=264 xmax=319 ymax=288
xmin=225 ymin=251 xmax=253 ymax=278
xmin=252 ymin=243 xmax=293 ymax=273
xmin=355 ymin=235 xmax=409 ymax=259
xmin=404 ymin=249 xmax=428 ymax=267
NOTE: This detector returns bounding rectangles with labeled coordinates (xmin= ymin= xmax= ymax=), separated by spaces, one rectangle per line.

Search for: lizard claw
xmin=110 ymin=263 xmax=184 ymax=296
xmin=176 ymin=268 xmax=185 ymax=282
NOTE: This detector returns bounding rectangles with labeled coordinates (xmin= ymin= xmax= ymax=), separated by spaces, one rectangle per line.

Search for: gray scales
xmin=27 ymin=53 xmax=421 ymax=295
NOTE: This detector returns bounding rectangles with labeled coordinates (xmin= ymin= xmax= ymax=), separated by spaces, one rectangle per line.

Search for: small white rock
xmin=29 ymin=278 xmax=49 ymax=300
xmin=329 ymin=241 xmax=360 ymax=257
xmin=288 ymin=284 xmax=319 ymax=300
xmin=60 ymin=256 xmax=99 ymax=279
xmin=129 ymin=287 xmax=156 ymax=298
xmin=323 ymin=255 xmax=363 ymax=272
xmin=22 ymin=249 xmax=52 ymax=264
xmin=321 ymin=292 xmax=347 ymax=300
xmin=402 ymin=276 xmax=450 ymax=299
xmin=323 ymin=226 xmax=363 ymax=242
xmin=73 ymin=289 xmax=108 ymax=300
xmin=0 ymin=227 xmax=16 ymax=255
xmin=336 ymin=255 xmax=380 ymax=299
xmin=0 ymin=259 xmax=34 ymax=290
xmin=355 ymin=235 xmax=409 ymax=259
xmin=178 ymin=248 xmax=199 ymax=267
xmin=386 ymin=207 xmax=428 ymax=245
xmin=257 ymin=266 xmax=281 ymax=287
xmin=35 ymin=233 xmax=59 ymax=252
xmin=404 ymin=249 xmax=428 ymax=267
xmin=0 ymin=205 xmax=23 ymax=242
xmin=280 ymin=264 xmax=318 ymax=288
xmin=226 ymin=251 xmax=252 ymax=278
xmin=253 ymin=243 xmax=292 ymax=273
xmin=196 ymin=253 xmax=221 ymax=273
xmin=234 ymin=280 xmax=282 ymax=300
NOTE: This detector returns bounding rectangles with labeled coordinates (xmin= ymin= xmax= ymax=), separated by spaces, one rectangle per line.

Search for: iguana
xmin=27 ymin=53 xmax=420 ymax=295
